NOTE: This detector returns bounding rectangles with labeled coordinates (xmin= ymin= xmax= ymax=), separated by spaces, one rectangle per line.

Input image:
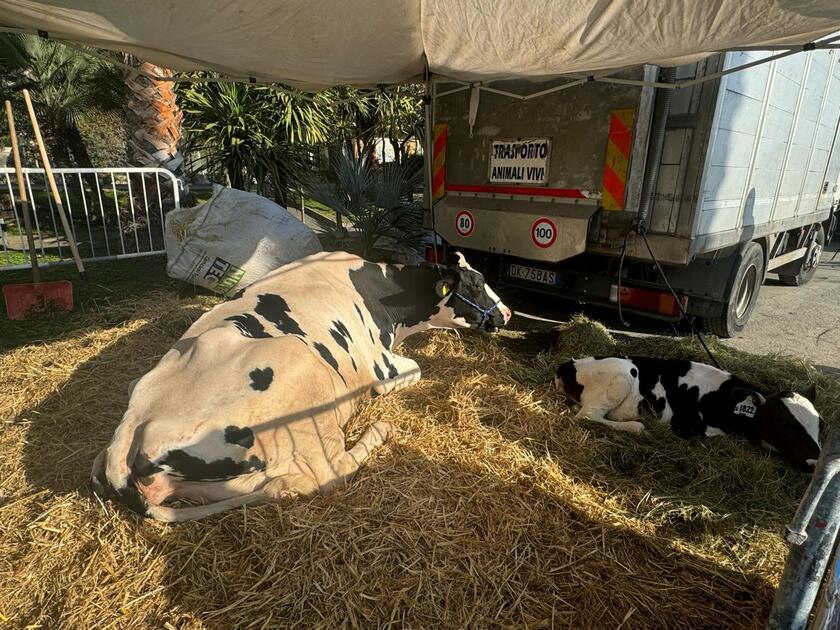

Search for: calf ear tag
xmin=436 ymin=280 xmax=451 ymax=297
xmin=734 ymin=398 xmax=757 ymax=418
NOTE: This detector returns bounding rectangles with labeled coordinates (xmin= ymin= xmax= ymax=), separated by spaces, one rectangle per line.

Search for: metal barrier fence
xmin=0 ymin=167 xmax=181 ymax=271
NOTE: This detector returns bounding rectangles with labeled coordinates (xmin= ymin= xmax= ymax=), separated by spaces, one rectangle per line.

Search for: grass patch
xmin=303 ymin=196 xmax=337 ymax=219
xmin=0 ymin=250 xmax=61 ymax=267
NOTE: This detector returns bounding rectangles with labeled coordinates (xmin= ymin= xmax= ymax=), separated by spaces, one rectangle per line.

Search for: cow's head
xmin=734 ymin=384 xmax=822 ymax=472
xmin=432 ymin=251 xmax=512 ymax=332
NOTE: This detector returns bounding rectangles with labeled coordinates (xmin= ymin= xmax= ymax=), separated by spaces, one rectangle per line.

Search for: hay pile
xmin=1 ymin=295 xmax=838 ymax=629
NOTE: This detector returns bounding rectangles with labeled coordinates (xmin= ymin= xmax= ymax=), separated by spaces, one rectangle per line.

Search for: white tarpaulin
xmin=1 ymin=0 xmax=840 ymax=88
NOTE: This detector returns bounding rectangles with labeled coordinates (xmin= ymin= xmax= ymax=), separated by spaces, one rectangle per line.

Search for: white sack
xmin=164 ymin=186 xmax=322 ymax=296
xmin=1 ymin=0 xmax=839 ymax=88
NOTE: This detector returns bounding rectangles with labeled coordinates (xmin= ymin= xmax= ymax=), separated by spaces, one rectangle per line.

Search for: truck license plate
xmin=508 ymin=263 xmax=558 ymax=285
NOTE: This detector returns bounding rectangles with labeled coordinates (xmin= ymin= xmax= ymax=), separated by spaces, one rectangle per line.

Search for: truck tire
xmin=779 ymin=224 xmax=824 ymax=287
xmin=703 ymin=242 xmax=764 ymax=338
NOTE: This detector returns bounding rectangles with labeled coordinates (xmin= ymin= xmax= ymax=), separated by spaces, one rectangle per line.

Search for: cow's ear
xmin=731 ymin=387 xmax=766 ymax=406
xmin=446 ymin=251 xmax=467 ymax=268
xmin=801 ymin=383 xmax=817 ymax=404
xmin=435 ymin=278 xmax=453 ymax=298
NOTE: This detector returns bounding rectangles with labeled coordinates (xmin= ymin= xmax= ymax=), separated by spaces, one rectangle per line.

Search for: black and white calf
xmin=555 ymin=356 xmax=822 ymax=471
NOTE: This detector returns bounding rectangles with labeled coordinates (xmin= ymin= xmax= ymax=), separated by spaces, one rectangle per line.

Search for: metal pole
xmin=637 ymin=67 xmax=676 ymax=225
xmin=768 ymin=427 xmax=840 ymax=629
xmin=300 ymin=188 xmax=306 ymax=222
xmin=423 ymin=61 xmax=439 ymax=263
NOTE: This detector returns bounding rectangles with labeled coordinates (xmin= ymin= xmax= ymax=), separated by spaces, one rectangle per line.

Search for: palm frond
xmin=0 ymin=34 xmax=129 ymax=163
xmin=305 ymin=151 xmax=426 ymax=258
xmin=180 ymin=80 xmax=331 ymax=197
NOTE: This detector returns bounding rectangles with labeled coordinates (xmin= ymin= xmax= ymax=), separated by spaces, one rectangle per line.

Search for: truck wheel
xmin=703 ymin=242 xmax=764 ymax=338
xmin=779 ymin=225 xmax=824 ymax=287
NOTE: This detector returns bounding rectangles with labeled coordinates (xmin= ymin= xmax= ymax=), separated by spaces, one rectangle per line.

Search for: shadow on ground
xmin=3 ymin=301 xmax=783 ymax=628
xmin=149 ymin=444 xmax=775 ymax=629
xmin=0 ymin=256 xmax=185 ymax=351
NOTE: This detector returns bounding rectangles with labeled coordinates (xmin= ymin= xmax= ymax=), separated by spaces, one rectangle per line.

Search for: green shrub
xmin=76 ymin=111 xmax=128 ymax=167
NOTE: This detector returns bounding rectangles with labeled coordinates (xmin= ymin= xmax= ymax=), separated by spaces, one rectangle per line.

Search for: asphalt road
xmin=725 ymin=242 xmax=840 ymax=376
xmin=501 ymin=241 xmax=840 ymax=374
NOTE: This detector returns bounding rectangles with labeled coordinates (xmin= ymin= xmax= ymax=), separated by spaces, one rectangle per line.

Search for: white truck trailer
xmin=429 ymin=48 xmax=840 ymax=336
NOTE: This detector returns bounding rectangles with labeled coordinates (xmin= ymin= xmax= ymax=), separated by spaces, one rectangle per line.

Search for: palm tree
xmin=0 ymin=33 xmax=124 ymax=166
xmin=181 ymin=81 xmax=333 ymax=205
xmin=307 ymin=152 xmax=424 ymax=259
xmin=321 ymin=86 xmax=423 ymax=166
xmin=372 ymin=85 xmax=424 ymax=165
xmin=119 ymin=59 xmax=187 ymax=240
xmin=324 ymin=87 xmax=375 ymax=159
xmin=123 ymin=60 xmax=185 ymax=186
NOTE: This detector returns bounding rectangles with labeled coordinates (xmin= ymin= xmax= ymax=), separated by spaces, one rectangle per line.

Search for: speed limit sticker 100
xmin=531 ymin=218 xmax=557 ymax=248
xmin=455 ymin=210 xmax=475 ymax=237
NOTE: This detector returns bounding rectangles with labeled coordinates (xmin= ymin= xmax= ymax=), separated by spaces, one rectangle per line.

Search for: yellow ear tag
xmin=441 ymin=284 xmax=450 ymax=296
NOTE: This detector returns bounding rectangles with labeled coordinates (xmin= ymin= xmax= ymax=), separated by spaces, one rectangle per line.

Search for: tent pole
xmin=423 ymin=61 xmax=440 ymax=263
xmin=479 ymin=78 xmax=588 ymax=100
xmin=436 ymin=34 xmax=840 ymax=101
xmin=436 ymin=85 xmax=470 ymax=98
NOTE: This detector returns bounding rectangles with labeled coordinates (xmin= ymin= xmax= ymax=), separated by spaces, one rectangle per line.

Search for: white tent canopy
xmin=2 ymin=0 xmax=840 ymax=89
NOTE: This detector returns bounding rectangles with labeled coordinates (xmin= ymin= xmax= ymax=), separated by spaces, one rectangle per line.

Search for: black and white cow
xmin=555 ymin=356 xmax=822 ymax=471
xmin=92 ymin=250 xmax=511 ymax=521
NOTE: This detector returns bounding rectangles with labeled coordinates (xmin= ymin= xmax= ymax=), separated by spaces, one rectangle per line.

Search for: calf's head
xmin=433 ymin=252 xmax=512 ymax=332
xmin=735 ymin=384 xmax=822 ymax=472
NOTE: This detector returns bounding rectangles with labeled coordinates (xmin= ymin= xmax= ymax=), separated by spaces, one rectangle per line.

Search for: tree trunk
xmin=388 ymin=137 xmax=401 ymax=165
xmin=123 ymin=61 xmax=185 ymax=179
xmin=226 ymin=154 xmax=244 ymax=190
xmin=123 ymin=60 xmax=186 ymax=247
xmin=43 ymin=117 xmax=71 ymax=166
xmin=67 ymin=125 xmax=93 ymax=168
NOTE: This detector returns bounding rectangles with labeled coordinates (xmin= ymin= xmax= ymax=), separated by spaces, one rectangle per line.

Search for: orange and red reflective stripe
xmin=602 ymin=108 xmax=635 ymax=211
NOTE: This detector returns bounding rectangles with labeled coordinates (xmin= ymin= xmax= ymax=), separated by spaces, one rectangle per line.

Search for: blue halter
xmin=433 ymin=262 xmax=500 ymax=327
xmin=452 ymin=292 xmax=500 ymax=328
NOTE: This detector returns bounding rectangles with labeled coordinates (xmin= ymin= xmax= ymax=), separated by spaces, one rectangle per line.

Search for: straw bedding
xmin=1 ymin=294 xmax=838 ymax=629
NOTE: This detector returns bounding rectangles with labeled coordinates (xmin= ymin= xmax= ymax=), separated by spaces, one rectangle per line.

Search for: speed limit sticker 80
xmin=531 ymin=218 xmax=557 ymax=248
xmin=455 ymin=210 xmax=475 ymax=237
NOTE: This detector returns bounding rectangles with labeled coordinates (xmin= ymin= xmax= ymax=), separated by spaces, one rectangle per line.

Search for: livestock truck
xmin=427 ymin=47 xmax=840 ymax=336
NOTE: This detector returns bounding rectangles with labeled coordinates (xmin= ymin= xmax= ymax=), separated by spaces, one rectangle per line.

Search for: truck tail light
xmin=425 ymin=246 xmax=444 ymax=263
xmin=609 ymin=285 xmax=688 ymax=317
